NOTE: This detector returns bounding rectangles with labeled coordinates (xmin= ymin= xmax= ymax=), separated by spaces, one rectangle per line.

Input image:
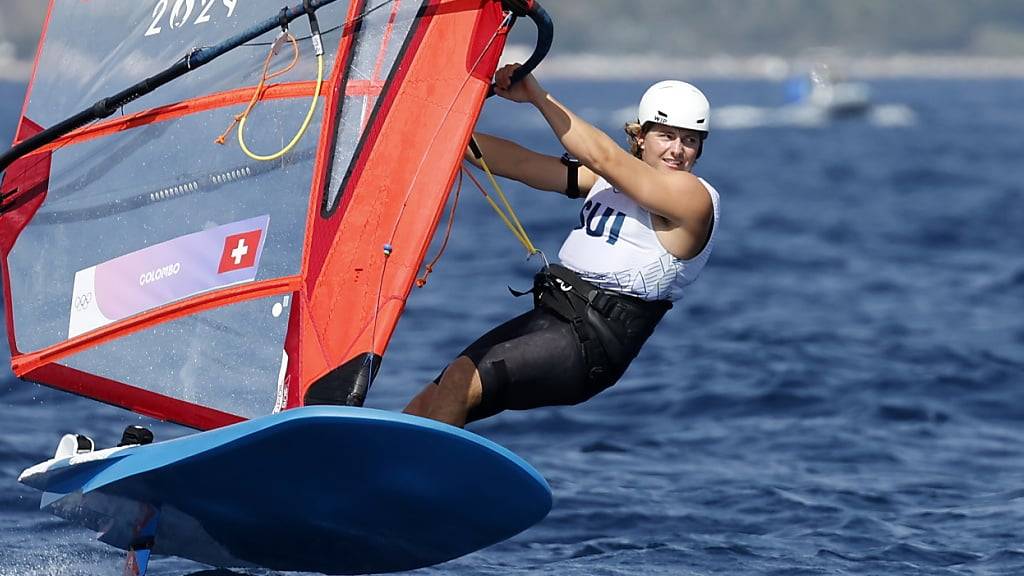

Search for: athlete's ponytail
xmin=623 ymin=122 xmax=644 ymax=159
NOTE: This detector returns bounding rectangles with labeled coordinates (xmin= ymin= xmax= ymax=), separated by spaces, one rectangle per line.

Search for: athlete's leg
xmin=423 ymin=356 xmax=483 ymax=427
xmin=402 ymin=356 xmax=483 ymax=427
xmin=404 ymin=306 xmax=584 ymax=426
xmin=404 ymin=309 xmax=538 ymax=424
xmin=402 ymin=383 xmax=436 ymax=417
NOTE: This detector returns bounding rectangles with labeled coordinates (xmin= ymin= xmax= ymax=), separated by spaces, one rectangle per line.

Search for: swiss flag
xmin=218 ymin=229 xmax=263 ymax=273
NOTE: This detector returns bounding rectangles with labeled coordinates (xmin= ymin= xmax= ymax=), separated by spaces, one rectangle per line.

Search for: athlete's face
xmin=637 ymin=124 xmax=702 ymax=172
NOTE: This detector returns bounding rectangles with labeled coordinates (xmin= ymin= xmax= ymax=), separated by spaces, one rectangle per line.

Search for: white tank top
xmin=557 ymin=176 xmax=720 ymax=302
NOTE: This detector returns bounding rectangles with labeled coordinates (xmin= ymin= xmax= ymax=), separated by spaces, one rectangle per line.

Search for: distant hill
xmin=512 ymin=1 xmax=1024 ymax=57
xmin=3 ymin=2 xmax=1024 ymax=71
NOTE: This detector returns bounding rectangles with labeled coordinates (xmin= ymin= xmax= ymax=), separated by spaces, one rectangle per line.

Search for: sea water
xmin=2 ymin=77 xmax=1023 ymax=575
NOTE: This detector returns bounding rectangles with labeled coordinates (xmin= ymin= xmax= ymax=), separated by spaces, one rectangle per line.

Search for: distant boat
xmin=784 ymin=64 xmax=872 ymax=118
xmin=713 ymin=63 xmax=918 ymax=130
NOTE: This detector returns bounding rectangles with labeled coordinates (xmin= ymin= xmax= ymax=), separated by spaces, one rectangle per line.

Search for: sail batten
xmin=14 ymin=83 xmax=328 ymax=161
xmin=11 ymin=277 xmax=301 ymax=377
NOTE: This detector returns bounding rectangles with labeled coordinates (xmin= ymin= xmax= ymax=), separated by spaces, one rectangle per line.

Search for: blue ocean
xmin=2 ymin=76 xmax=1024 ymax=575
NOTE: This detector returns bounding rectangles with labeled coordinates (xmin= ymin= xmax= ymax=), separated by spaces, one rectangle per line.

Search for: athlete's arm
xmin=464 ymin=133 xmax=596 ymax=197
xmin=493 ymin=65 xmax=710 ymax=226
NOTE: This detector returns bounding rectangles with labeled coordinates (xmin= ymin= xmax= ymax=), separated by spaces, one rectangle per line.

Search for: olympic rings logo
xmin=73 ymin=292 xmax=93 ymax=312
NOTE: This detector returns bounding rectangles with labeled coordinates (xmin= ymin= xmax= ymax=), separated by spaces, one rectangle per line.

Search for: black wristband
xmin=559 ymin=153 xmax=581 ymax=199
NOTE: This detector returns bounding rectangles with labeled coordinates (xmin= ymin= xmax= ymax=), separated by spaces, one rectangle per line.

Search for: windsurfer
xmin=404 ymin=65 xmax=720 ymax=427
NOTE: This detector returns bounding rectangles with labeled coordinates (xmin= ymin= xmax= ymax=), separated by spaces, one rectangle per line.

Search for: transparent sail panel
xmin=8 ymin=102 xmax=320 ymax=352
xmin=324 ymin=0 xmax=421 ymax=211
xmin=326 ymin=93 xmax=367 ymax=205
xmin=60 ymin=293 xmax=293 ymax=419
xmin=25 ymin=0 xmax=353 ymax=127
xmin=346 ymin=0 xmax=420 ymax=83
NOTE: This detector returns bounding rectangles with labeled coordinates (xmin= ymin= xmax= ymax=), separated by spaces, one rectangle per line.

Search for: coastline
xmin=503 ymin=47 xmax=1024 ymax=80
xmin=4 ymin=51 xmax=1024 ymax=83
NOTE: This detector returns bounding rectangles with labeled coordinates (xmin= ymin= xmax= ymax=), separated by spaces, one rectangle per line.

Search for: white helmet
xmin=637 ymin=80 xmax=710 ymax=134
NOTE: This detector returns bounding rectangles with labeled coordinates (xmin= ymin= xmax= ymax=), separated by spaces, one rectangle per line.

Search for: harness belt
xmin=519 ymin=264 xmax=671 ymax=383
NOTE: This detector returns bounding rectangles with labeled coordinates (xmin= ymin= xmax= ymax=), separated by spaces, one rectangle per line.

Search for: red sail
xmin=0 ymin=0 xmax=509 ymax=429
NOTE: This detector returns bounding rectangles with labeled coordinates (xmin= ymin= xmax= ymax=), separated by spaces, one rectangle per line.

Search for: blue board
xmin=19 ymin=406 xmax=552 ymax=574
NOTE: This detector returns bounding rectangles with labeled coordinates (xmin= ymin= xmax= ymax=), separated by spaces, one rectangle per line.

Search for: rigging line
xmin=416 ymin=169 xmax=463 ymax=288
xmin=244 ymin=0 xmax=399 ymax=47
xmin=466 ymin=138 xmax=538 ymax=255
xmin=365 ymin=10 xmax=512 ymax=383
xmin=236 ymin=52 xmax=323 ymax=161
xmin=215 ymin=32 xmax=302 ymax=146
xmin=222 ymin=1 xmax=325 ymax=161
xmin=227 ymin=2 xmax=328 ymax=161
xmin=460 ymin=164 xmax=531 ymax=252
xmin=235 ymin=3 xmax=323 ymax=161
xmin=380 ymin=11 xmax=513 ymax=249
xmin=226 ymin=33 xmax=325 ymax=162
xmin=369 ymin=240 xmax=392 ymax=404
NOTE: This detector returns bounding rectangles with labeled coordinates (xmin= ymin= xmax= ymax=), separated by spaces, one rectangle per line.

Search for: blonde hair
xmin=623 ymin=122 xmax=644 ymax=158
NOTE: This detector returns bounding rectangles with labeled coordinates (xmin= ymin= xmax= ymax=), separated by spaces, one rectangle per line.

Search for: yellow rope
xmin=216 ymin=32 xmax=323 ymax=162
xmin=238 ymin=52 xmax=323 ymax=161
xmin=461 ymin=156 xmax=538 ymax=256
xmin=216 ymin=33 xmax=299 ymax=146
xmin=461 ymin=166 xmax=530 ymax=250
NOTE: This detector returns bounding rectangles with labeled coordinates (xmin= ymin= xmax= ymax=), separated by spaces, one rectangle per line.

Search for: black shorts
xmin=439 ymin=268 xmax=669 ymax=423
